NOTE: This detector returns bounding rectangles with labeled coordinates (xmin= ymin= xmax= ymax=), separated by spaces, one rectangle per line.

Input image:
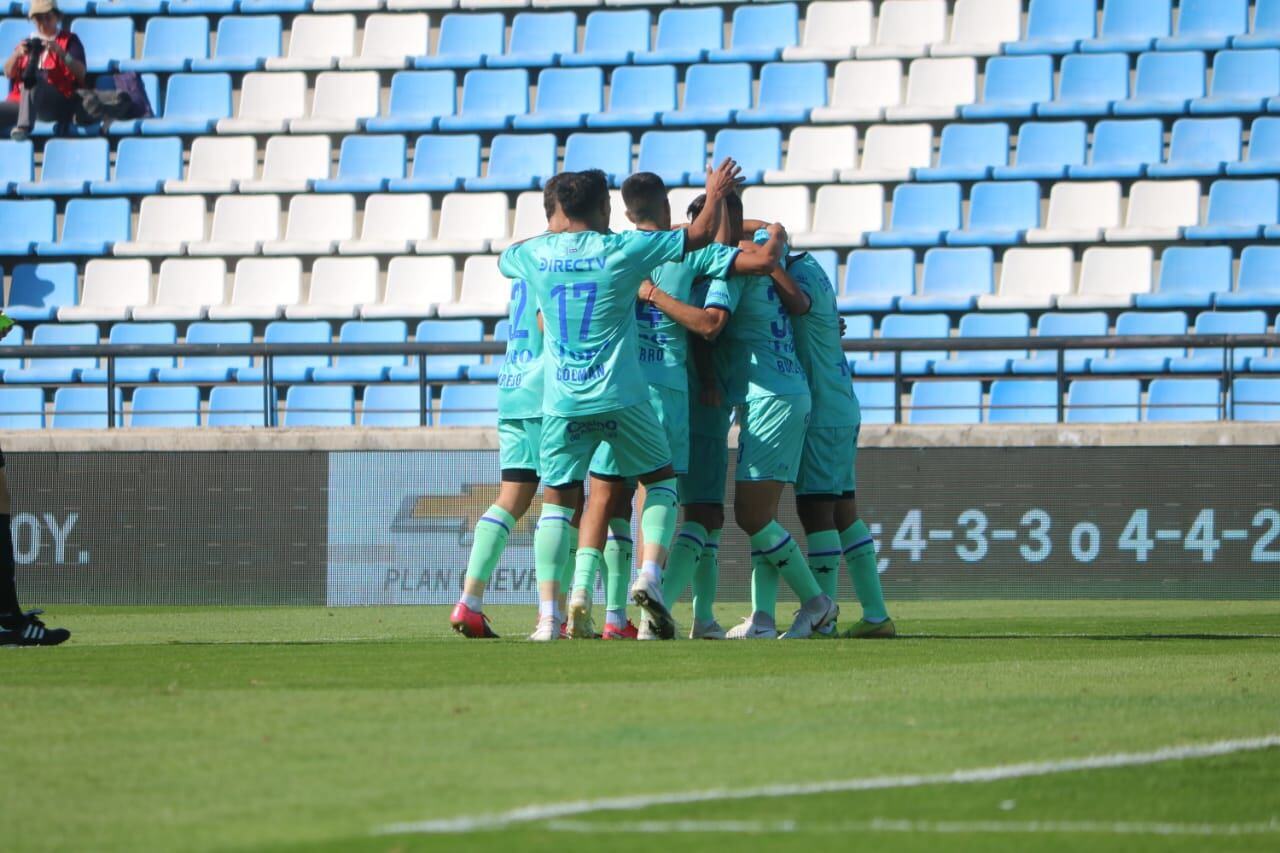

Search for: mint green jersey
xmin=496 ymin=277 xmax=545 ymax=420
xmin=706 ymin=274 xmax=809 ymax=404
xmin=788 ymin=252 xmax=861 ymax=428
xmin=498 ymin=229 xmax=687 ymax=417
xmin=636 ymin=243 xmax=740 ymax=391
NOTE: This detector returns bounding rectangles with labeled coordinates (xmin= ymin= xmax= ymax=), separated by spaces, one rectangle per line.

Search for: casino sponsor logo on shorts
xmin=566 ymin=419 xmax=619 ymax=437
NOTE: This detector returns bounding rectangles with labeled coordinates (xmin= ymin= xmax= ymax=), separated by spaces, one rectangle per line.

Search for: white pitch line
xmin=544 ymin=818 xmax=1280 ymax=837
xmin=375 ymin=734 xmax=1280 ymax=836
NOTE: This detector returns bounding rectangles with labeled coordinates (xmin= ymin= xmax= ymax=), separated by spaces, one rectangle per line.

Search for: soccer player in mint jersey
xmin=498 ymin=163 xmax=744 ymax=641
xmin=569 ymin=174 xmax=785 ymax=640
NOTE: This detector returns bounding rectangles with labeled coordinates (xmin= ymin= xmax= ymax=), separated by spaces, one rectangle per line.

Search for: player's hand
xmin=637 ymin=279 xmax=657 ymax=303
xmin=703 ymin=158 xmax=744 ymax=200
xmin=767 ymin=221 xmax=788 ymax=244
xmin=839 ymin=316 xmax=848 ymax=337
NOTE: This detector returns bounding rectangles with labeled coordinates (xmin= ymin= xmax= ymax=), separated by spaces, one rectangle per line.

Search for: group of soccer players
xmin=449 ymin=159 xmax=893 ymax=641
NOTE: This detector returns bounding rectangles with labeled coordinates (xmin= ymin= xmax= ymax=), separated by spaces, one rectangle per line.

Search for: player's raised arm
xmin=639 ymin=278 xmax=732 ymax=341
xmin=730 ymin=222 xmax=787 ymax=276
xmin=684 ymin=159 xmax=743 ymax=253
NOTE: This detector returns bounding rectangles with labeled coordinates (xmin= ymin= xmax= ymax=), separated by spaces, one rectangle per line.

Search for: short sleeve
xmin=690 ymin=244 xmax=740 ymax=282
xmin=618 ymin=229 xmax=686 ymax=275
xmin=703 ymin=277 xmax=740 ymax=314
xmin=498 ymin=243 xmax=527 ymax=279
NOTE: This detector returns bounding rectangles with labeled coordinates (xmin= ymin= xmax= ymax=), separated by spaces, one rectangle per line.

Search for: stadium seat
xmin=1066 ymin=379 xmax=1141 ymax=423
xmin=340 ymin=194 xmax=431 ymax=256
xmin=18 ymin=138 xmax=107 ymax=196
xmin=1171 ymin=310 xmax=1269 ymax=373
xmin=235 ymin=320 xmax=332 ymax=384
xmin=361 ymin=256 xmax=456 ymax=320
xmin=852 ymin=380 xmax=896 ymax=424
xmin=290 ymin=71 xmax=380 ymax=133
xmin=133 ymin=258 xmax=227 ymax=322
xmin=95 ymin=0 xmax=164 ymax=17
xmin=0 ymin=19 xmax=30 ymax=59
xmin=0 ymin=138 xmax=32 ymax=193
xmin=1113 ymin=50 xmax=1205 ymax=116
xmin=514 ymin=68 xmax=604 ymax=131
xmin=886 ymin=57 xmax=976 ymax=121
xmin=638 ymin=8 xmax=723 ymax=65
xmin=993 ymin=121 xmax=1088 ymax=180
xmin=80 ymin=322 xmax=178 ymax=383
xmin=866 ymin=183 xmax=961 ymax=248
xmin=1184 ymin=179 xmax=1280 ymax=241
xmin=1235 ymin=0 xmax=1280 ymax=49
xmin=811 ymin=60 xmax=903 ymax=123
xmin=313 ymin=136 xmax=406 ymax=195
xmin=208 ymin=258 xmax=303 ymax=321
xmin=263 ymin=195 xmax=355 ymax=257
xmin=792 ymin=184 xmax=882 ymax=250
xmin=389 ymin=135 xmax=481 ymax=192
xmin=711 ymin=128 xmax=780 ymax=185
xmin=188 ymin=194 xmax=280 ymax=257
xmin=1137 ymin=246 xmax=1233 ymax=310
xmin=1158 ymin=0 xmax=1247 ymax=51
xmin=1036 ymin=53 xmax=1129 ymax=118
xmin=1232 ymin=378 xmax=1280 ymax=420
xmin=636 ymin=130 xmax=706 ymax=187
xmin=155 ymin=320 xmax=247 ymax=384
xmin=962 ymin=55 xmax=1053 ymax=120
xmin=439 ymin=384 xmax=498 ymax=427
xmin=840 ymin=123 xmax=933 ymax=183
xmin=494 ymin=191 xmax=553 ymax=251
xmin=193 ymin=15 xmax=282 ymax=72
xmin=0 ymin=387 xmax=45 ymax=430
xmin=1105 ymin=180 xmax=1201 ymax=242
xmin=488 ymin=11 xmax=576 ymax=68
xmin=948 ymin=181 xmax=1040 ymax=247
xmin=130 ymin=386 xmax=201 ymax=428
xmin=1008 ymin=0 xmax=1096 ymax=55
xmin=239 ymin=135 xmax=331 ymax=193
xmin=737 ymin=61 xmax=826 ymax=125
xmin=1089 ymin=310 xmax=1188 ymax=373
xmin=5 ymin=322 xmax=99 ymax=384
xmin=838 ymin=248 xmax=914 ymax=312
xmin=34 ymin=197 xmax=129 ymax=257
xmin=438 ymin=256 xmax=508 ymax=318
xmin=285 ymin=257 xmax=379 ymax=321
xmin=586 ymin=64 xmax=676 ymax=129
xmin=340 ymin=12 xmax=429 ymax=70
xmin=1227 ymin=117 xmax=1280 ymax=176
xmin=916 ymin=123 xmax=1009 ymax=182
xmin=1147 ymin=118 xmax=1243 ymax=178
xmin=563 ymin=10 xmax=649 ymax=67
xmin=783 ymin=0 xmax=872 ymax=61
xmin=909 ymin=380 xmax=982 ymax=424
xmin=207 ymin=385 xmax=274 ymax=427
xmin=58 ymin=258 xmax=150 ymax=322
xmin=283 ymin=385 xmax=355 ymax=428
xmin=0 ymin=199 xmax=54 ymax=254
xmin=1027 ymin=181 xmax=1123 ymax=244
xmin=70 ymin=17 xmax=133 ymax=73
xmin=765 ymin=126 xmax=857 ymax=185
xmin=390 ymin=319 xmax=485 ymax=382
xmin=1013 ymin=311 xmax=1112 ymax=375
xmin=365 ymin=71 xmax=455 ymax=133
xmin=661 ymin=63 xmax=752 ymax=127
xmin=88 ymin=137 xmax=182 ymax=196
xmin=858 ymin=0 xmax=946 ymax=60
xmin=5 ymin=262 xmax=76 ymax=321
xmin=217 ymin=72 xmax=308 ymax=134
xmin=1218 ymin=246 xmax=1280 ymax=308
xmin=856 ymin=313 xmax=950 ymax=376
xmin=1058 ymin=246 xmax=1154 ymax=309
xmin=415 ymin=13 xmax=504 ymax=69
xmin=1145 ymin=379 xmax=1221 ymax=422
xmin=362 ymin=384 xmax=430 ymax=427
xmin=708 ymin=3 xmax=797 ymax=63
xmin=979 ymin=247 xmax=1074 ymax=310
xmin=988 ymin=379 xmax=1059 ymax=424
xmin=932 ymin=311 xmax=1031 ymax=376
xmin=933 ymin=0 xmax=1021 ymax=57
xmin=563 ymin=132 xmax=632 ymax=187
xmin=1190 ymin=49 xmax=1280 ymax=115
xmin=741 ymin=186 xmax=809 ymax=237
xmin=1080 ymin=0 xmax=1171 ymax=53
xmin=900 ymin=248 xmax=992 ymax=312
xmin=840 ymin=313 xmax=875 ymax=368
xmin=312 ymin=320 xmax=408 ymax=382
xmin=52 ymin=387 xmax=123 ymax=430
xmin=266 ymin=14 xmax=356 ymax=71
xmin=164 ymin=136 xmax=255 ymax=194
xmin=120 ymin=16 xmax=208 ymax=73
xmin=111 ymin=195 xmax=205 ymax=257
xmin=438 ymin=69 xmax=529 ymax=132
xmin=1069 ymin=118 xmax=1165 ymax=179
xmin=417 ymin=193 xmax=507 ymax=254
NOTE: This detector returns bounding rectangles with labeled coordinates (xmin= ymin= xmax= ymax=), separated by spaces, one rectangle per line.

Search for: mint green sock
xmin=464 ymin=505 xmax=516 ymax=583
xmin=751 ymin=521 xmax=821 ymax=603
xmin=639 ymin=478 xmax=680 ymax=552
xmin=534 ymin=503 xmax=574 ymax=586
xmin=750 ymin=552 xmax=777 ymax=620
xmin=807 ymin=529 xmax=842 ymax=602
xmin=692 ymin=527 xmax=721 ymax=622
xmin=842 ymin=519 xmax=888 ymax=621
xmin=603 ymin=517 xmax=633 ymax=611
xmin=662 ymin=520 xmax=707 ymax=604
xmin=572 ymin=547 xmax=601 ymax=603
xmin=559 ymin=528 xmax=578 ymax=594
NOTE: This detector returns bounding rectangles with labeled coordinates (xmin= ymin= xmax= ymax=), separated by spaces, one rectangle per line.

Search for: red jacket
xmin=8 ymin=30 xmax=85 ymax=101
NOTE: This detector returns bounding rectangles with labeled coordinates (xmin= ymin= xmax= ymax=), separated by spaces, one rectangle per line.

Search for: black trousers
xmin=0 ymin=76 xmax=91 ymax=132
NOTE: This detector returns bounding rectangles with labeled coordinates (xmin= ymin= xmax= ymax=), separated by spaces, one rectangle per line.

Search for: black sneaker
xmin=0 ymin=610 xmax=71 ymax=647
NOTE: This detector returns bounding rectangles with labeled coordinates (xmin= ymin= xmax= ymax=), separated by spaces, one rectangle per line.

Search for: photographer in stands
xmin=1 ymin=0 xmax=88 ymax=141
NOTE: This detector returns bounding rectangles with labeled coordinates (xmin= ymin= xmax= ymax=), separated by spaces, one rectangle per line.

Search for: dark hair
xmin=556 ymin=169 xmax=609 ymax=220
xmin=542 ymin=173 xmax=564 ymax=220
xmin=620 ymin=172 xmax=668 ymax=222
xmin=686 ymin=190 xmax=741 ymax=222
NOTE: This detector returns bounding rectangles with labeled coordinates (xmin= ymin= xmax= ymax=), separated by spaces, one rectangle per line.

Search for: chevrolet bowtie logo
xmin=390 ymin=483 xmax=543 ymax=543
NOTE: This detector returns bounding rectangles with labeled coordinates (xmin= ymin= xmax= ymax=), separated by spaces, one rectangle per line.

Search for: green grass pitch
xmin=5 ymin=601 xmax=1280 ymax=853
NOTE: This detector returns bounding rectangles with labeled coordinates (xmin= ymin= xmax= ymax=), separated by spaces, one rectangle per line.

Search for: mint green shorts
xmin=735 ymin=394 xmax=811 ymax=483
xmin=679 ymin=394 xmax=731 ymax=505
xmin=541 ymin=402 xmax=672 ymax=487
xmin=498 ymin=417 xmax=542 ymax=474
xmin=795 ymin=424 xmax=860 ymax=497
xmin=590 ymin=384 xmax=690 ymax=476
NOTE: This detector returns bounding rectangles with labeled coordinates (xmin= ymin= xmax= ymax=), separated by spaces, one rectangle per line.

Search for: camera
xmin=22 ymin=38 xmax=42 ymax=87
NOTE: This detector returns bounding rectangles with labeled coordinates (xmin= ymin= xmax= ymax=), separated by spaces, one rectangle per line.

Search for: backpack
xmin=78 ymin=72 xmax=154 ymax=126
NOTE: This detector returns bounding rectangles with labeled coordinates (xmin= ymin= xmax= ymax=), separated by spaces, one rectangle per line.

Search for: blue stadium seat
xmin=1157 ymin=0 xmax=1248 ymax=52
xmin=16 ymin=138 xmax=107 ymax=196
xmin=208 ymin=385 xmax=275 ymax=427
xmin=933 ymin=312 xmax=1030 ymax=376
xmin=587 ymin=65 xmax=677 ymax=129
xmin=916 ymin=123 xmax=1009 ymax=182
xmin=34 ymin=197 xmax=129 ymax=257
xmin=993 ymin=121 xmax=1088 ymax=180
xmin=909 ymin=381 xmax=982 ymax=424
xmin=1069 ymin=119 xmax=1164 ymax=179
xmin=4 ymin=262 xmax=75 ymax=321
xmin=236 ymin=321 xmax=331 ymax=383
xmin=852 ymin=381 xmax=896 ymax=424
xmin=1146 ymin=378 xmax=1221 ymax=421
xmin=158 ymin=321 xmax=254 ymax=383
xmin=52 ymin=387 xmax=123 ymax=429
xmin=120 ymin=16 xmax=208 ymax=73
xmin=89 ymin=136 xmax=182 ymax=196
xmin=314 ymin=135 xmax=406 ymax=194
xmin=192 ymin=16 xmax=281 ymax=72
xmin=1170 ymin=310 xmax=1269 ymax=373
xmin=388 ymin=135 xmax=481 ymax=192
xmin=1012 ymin=311 xmax=1109 ymax=374
xmin=95 ymin=0 xmax=165 ymax=17
xmin=841 ymin=313 xmax=874 ymax=368
xmin=1190 ymin=50 xmax=1280 ymax=114
xmin=709 ymin=2 xmax=797 ymax=63
xmin=1217 ymin=245 xmax=1280 ymax=308
xmin=415 ymin=13 xmax=503 ymax=70
xmin=963 ymin=55 xmax=1054 ymax=120
xmin=0 ymin=138 xmax=32 ymax=194
xmin=1036 ymin=53 xmax=1129 ymax=118
xmin=439 ymin=384 xmax=498 ymax=427
xmin=563 ymin=132 xmax=632 ymax=187
xmin=1231 ymin=378 xmax=1280 ymax=420
xmin=1236 ymin=0 xmax=1280 ymax=49
xmin=365 ymin=71 xmax=455 ymax=134
xmin=312 ymin=320 xmax=408 ymax=383
xmin=70 ymin=17 xmax=134 ymax=73
xmin=855 ymin=313 xmax=950 ymax=377
xmin=7 ymin=323 xmax=99 ymax=384
xmin=637 ymin=7 xmax=722 ymax=65
xmin=390 ymin=320 xmax=485 ymax=382
xmin=807 ymin=250 xmax=839 ymax=290
xmin=1137 ymin=246 xmax=1233 ymax=309
xmin=838 ymin=249 xmax=915 ymax=313
xmin=139 ymin=73 xmax=231 ymax=134
xmin=1066 ymin=379 xmax=1141 ymax=422
xmin=1112 ymin=51 xmax=1205 ymax=116
xmin=0 ymin=199 xmax=54 ymax=254
xmin=1146 ymin=118 xmax=1242 ymax=178
xmin=514 ymin=68 xmax=605 ymax=130
xmin=988 ymin=379 xmax=1059 ymax=424
xmin=1089 ymin=310 xmax=1188 ymax=373
xmin=711 ymin=128 xmax=780 ymax=185
xmin=80 ymin=322 xmax=177 ymax=383
xmin=736 ymin=61 xmax=826 ymax=125
xmin=169 ymin=0 xmax=237 ymax=13
xmin=0 ymin=387 xmax=44 ymax=430
xmin=1006 ymin=0 xmax=1097 ymax=55
xmin=563 ymin=10 xmax=649 ymax=68
xmin=488 ymin=12 xmax=575 ymax=69
xmin=662 ymin=63 xmax=752 ymax=127
xmin=866 ymin=183 xmax=962 ymax=248
xmin=636 ymin=130 xmax=707 ymax=188
xmin=1080 ymin=0 xmax=1171 ymax=54
xmin=0 ymin=19 xmax=29 ymax=59
xmin=465 ymin=133 xmax=556 ymax=191
xmin=238 ymin=0 xmax=309 ymax=13
xmin=437 ymin=69 xmax=529 ymax=131
xmin=947 ymin=181 xmax=1040 ymax=246
xmin=1228 ymin=117 xmax=1280 ymax=176
xmin=1184 ymin=179 xmax=1279 ymax=241
xmin=284 ymin=385 xmax=355 ymax=428
xmin=362 ymin=385 xmax=430 ymax=427
xmin=130 ymin=385 xmax=201 ymax=428
xmin=901 ymin=246 xmax=994 ymax=312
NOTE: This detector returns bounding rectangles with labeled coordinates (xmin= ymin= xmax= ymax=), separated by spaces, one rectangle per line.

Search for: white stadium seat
xmin=417 ymin=193 xmax=509 ymax=254
xmin=741 ymin=186 xmax=810 ymax=236
xmin=1027 ymin=182 xmax=1124 ymax=245
xmin=436 ymin=255 xmax=509 ymax=318
xmin=765 ymin=126 xmax=859 ymax=185
xmin=285 ymin=256 xmax=381 ymax=319
xmin=811 ymin=60 xmax=903 ymax=123
xmin=113 ymin=196 xmax=206 ymax=257
xmin=857 ymin=0 xmax=947 ymax=60
xmin=1058 ymin=247 xmax=1155 ymax=309
xmin=339 ymin=13 xmax=430 ymax=69
xmin=239 ymin=136 xmax=332 ymax=194
xmin=361 ymin=256 xmax=457 ymax=319
xmin=979 ymin=248 xmax=1076 ymax=310
xmin=57 ymin=259 xmax=151 ymax=322
xmin=791 ymin=184 xmax=883 ymax=249
xmin=132 ymin=259 xmax=228 ymax=322
xmin=885 ymin=58 xmax=977 ymax=121
xmin=932 ymin=0 xmax=1022 ymax=57
xmin=165 ymin=137 xmax=257 ymax=195
xmin=840 ymin=123 xmax=933 ymax=183
xmin=1105 ymin=181 xmax=1202 ymax=243
xmin=263 ymin=194 xmax=357 ymax=256
xmin=207 ymin=258 xmax=304 ymax=321
xmin=216 ymin=72 xmax=308 ymax=134
xmin=290 ymin=72 xmax=381 ymax=133
xmin=264 ymin=14 xmax=357 ymax=71
xmin=665 ymin=187 xmax=705 ymax=226
xmin=340 ymin=194 xmax=433 ymax=256
xmin=313 ymin=0 xmax=381 ymax=12
xmin=783 ymin=0 xmax=874 ymax=61
xmin=493 ymin=191 xmax=550 ymax=251
xmin=189 ymin=195 xmax=282 ymax=257
xmin=386 ymin=0 xmax=457 ymax=9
